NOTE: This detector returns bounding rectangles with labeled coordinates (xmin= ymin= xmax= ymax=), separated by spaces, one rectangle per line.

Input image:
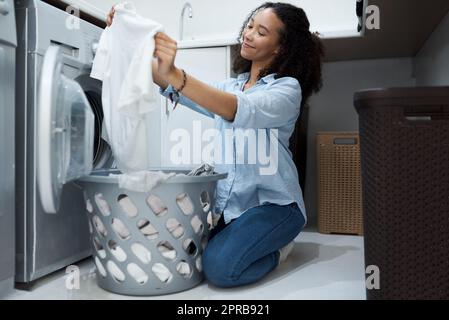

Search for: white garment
xmin=107 ymin=261 xmax=126 ymax=282
xmin=190 ymin=215 xmax=203 ymax=234
xmin=93 ymin=216 xmax=107 ymax=237
xmin=127 ymin=263 xmax=149 ymax=284
xmin=94 ymin=193 xmax=111 ymax=216
xmin=158 ymin=242 xmax=176 ymax=260
xmin=117 ymin=195 xmax=138 ymax=218
xmin=137 ymin=219 xmax=159 ymax=240
xmin=176 ymin=192 xmax=194 ymax=215
xmin=131 ymin=243 xmax=152 ymax=264
xmin=90 ymin=1 xmax=163 ymax=172
xmin=112 ymin=163 xmax=215 ymax=192
xmin=114 ymin=171 xmax=176 ymax=192
xmin=166 ymin=219 xmax=184 ymax=238
xmin=152 ymin=263 xmax=172 ymax=283
xmin=176 ymin=262 xmax=191 ymax=277
xmin=111 ymin=218 xmax=131 ymax=239
xmin=109 ymin=243 xmax=127 ymax=262
xmin=146 ymin=194 xmax=168 ymax=216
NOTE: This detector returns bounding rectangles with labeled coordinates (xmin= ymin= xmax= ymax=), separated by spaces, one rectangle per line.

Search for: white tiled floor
xmin=5 ymin=231 xmax=366 ymax=300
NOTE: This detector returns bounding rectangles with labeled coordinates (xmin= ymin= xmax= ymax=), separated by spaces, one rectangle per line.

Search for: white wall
xmin=414 ymin=11 xmax=449 ymax=86
xmin=304 ymin=57 xmax=416 ymax=229
xmin=82 ymin=0 xmax=358 ymax=40
xmin=169 ymin=0 xmax=358 ymax=40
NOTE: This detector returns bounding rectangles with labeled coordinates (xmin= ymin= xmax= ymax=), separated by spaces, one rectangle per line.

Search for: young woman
xmin=107 ymin=2 xmax=324 ymax=288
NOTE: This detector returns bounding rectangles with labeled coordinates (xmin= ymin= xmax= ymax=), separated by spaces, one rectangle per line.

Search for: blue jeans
xmin=202 ymin=202 xmax=306 ymax=288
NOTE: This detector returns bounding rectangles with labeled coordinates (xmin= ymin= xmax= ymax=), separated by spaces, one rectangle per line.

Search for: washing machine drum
xmin=72 ymin=73 xmax=113 ymax=170
xmin=84 ymin=90 xmax=112 ymax=169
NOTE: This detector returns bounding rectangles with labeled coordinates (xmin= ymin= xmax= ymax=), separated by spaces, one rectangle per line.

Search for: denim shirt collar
xmin=237 ymin=72 xmax=277 ymax=84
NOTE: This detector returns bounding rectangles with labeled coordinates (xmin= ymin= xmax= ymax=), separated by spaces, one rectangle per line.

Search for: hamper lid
xmin=354 ymin=86 xmax=449 ymax=113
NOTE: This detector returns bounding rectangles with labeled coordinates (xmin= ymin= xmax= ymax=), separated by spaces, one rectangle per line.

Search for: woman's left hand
xmin=154 ymin=32 xmax=178 ymax=80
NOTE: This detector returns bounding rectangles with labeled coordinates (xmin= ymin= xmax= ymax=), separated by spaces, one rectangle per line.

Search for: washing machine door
xmin=38 ymin=45 xmax=95 ymax=214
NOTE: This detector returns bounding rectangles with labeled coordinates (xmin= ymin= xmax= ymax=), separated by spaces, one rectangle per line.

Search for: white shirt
xmin=91 ymin=1 xmax=163 ymax=172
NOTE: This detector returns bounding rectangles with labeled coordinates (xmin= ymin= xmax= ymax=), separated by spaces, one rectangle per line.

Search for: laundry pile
xmin=116 ymin=171 xmax=177 ymax=192
xmin=113 ymin=163 xmax=216 ymax=192
xmin=186 ymin=163 xmax=215 ymax=176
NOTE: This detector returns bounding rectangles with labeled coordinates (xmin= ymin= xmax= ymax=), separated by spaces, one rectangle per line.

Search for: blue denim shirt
xmin=159 ymin=72 xmax=306 ymax=224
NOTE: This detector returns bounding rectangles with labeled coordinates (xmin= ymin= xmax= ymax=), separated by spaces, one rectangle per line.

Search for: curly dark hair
xmin=233 ymin=2 xmax=324 ymax=106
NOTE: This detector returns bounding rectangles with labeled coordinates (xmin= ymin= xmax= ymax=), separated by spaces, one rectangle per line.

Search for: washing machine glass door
xmin=38 ymin=45 xmax=95 ymax=214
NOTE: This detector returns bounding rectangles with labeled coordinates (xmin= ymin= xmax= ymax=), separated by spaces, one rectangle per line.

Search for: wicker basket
xmin=317 ymin=132 xmax=363 ymax=235
xmin=355 ymin=86 xmax=449 ymax=300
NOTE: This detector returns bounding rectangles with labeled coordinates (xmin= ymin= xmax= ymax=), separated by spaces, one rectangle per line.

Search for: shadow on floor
xmin=206 ymin=241 xmax=362 ymax=293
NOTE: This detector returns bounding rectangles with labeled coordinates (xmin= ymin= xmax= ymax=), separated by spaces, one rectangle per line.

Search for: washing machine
xmin=0 ymin=0 xmax=16 ymax=295
xmin=15 ymin=0 xmax=113 ymax=282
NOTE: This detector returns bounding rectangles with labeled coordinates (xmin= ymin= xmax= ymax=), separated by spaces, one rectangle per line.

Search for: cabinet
xmin=160 ymin=46 xmax=231 ymax=167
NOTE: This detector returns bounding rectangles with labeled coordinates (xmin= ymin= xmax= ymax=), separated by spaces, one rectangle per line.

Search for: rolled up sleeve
xmin=227 ymin=77 xmax=302 ymax=129
xmin=159 ymin=80 xmax=228 ymax=119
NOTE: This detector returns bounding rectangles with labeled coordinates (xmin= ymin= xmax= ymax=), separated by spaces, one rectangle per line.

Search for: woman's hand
xmin=104 ymin=8 xmax=180 ymax=90
xmin=154 ymin=32 xmax=179 ymax=82
xmin=106 ymin=5 xmax=115 ymax=26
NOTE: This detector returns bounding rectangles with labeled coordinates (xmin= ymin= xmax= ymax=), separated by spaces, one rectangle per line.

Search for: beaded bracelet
xmin=169 ymin=69 xmax=187 ymax=110
xmin=176 ymin=69 xmax=187 ymax=93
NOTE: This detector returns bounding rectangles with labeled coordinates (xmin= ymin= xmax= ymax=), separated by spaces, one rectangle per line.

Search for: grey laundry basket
xmin=78 ymin=169 xmax=227 ymax=296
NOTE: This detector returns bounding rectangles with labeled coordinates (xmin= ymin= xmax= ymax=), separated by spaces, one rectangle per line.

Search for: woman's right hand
xmin=106 ymin=6 xmax=115 ymax=27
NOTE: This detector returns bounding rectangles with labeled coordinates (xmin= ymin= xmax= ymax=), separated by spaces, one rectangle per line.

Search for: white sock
xmin=278 ymin=241 xmax=295 ymax=265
